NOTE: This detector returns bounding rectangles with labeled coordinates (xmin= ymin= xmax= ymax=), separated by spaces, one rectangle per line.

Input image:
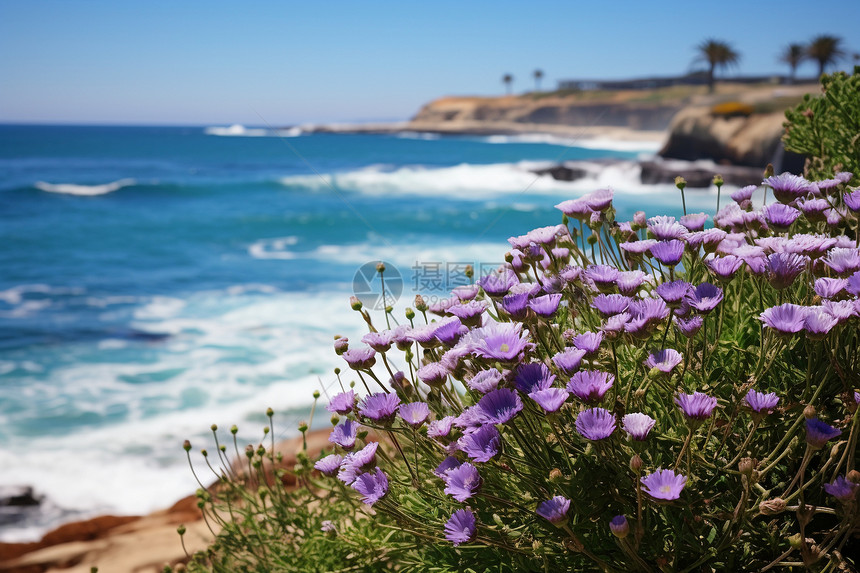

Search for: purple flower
xmin=764 ymin=172 xmax=818 ymax=204
xmin=657 ymin=280 xmax=692 ymax=307
xmin=528 ymin=293 xmax=563 ymax=317
xmin=763 ymin=203 xmax=802 ymax=232
xmin=848 ymin=271 xmax=860 ymax=296
xmin=824 ymin=248 xmax=860 ymax=276
xmin=417 ymin=362 xmax=449 ymax=387
xmin=573 ymin=331 xmax=604 ymax=355
xmin=575 ymin=407 xmax=616 ymax=440
xmin=731 ymin=185 xmax=757 ymax=204
xmin=333 ymin=336 xmax=349 ymax=355
xmin=804 ymin=307 xmax=838 ymax=340
xmin=686 ymin=282 xmax=723 ymax=314
xmin=351 ymin=467 xmax=388 ymax=505
xmin=844 ymin=190 xmax=860 ymax=212
xmin=468 ymin=322 xmax=533 ymax=361
xmin=641 ymin=468 xmax=687 ymax=501
xmin=648 ymin=216 xmax=688 ymax=240
xmin=680 ymin=213 xmax=708 ymax=232
xmin=467 ymin=368 xmax=503 ymax=393
xmin=609 ymin=515 xmax=630 ymax=538
xmin=822 ymin=300 xmax=857 ymax=323
xmin=326 ymin=390 xmax=357 ymax=415
xmin=552 ymin=348 xmax=587 ymax=375
xmin=342 ymin=347 xmax=377 ymax=370
xmin=786 ymin=234 xmax=838 ymax=259
xmin=500 ymin=292 xmax=530 ymax=320
xmin=707 ymin=255 xmax=744 ymax=281
xmin=314 ymin=454 xmax=343 ymax=476
xmin=399 ymin=402 xmax=431 ymax=428
xmin=644 ymin=349 xmax=683 ymax=374
xmin=359 ymin=392 xmax=401 ymax=424
xmin=329 ymin=419 xmax=359 ymax=450
xmin=408 ymin=323 xmax=441 ymax=348
xmin=448 ymin=300 xmax=488 ymax=327
xmin=835 ymin=172 xmax=853 ymax=184
xmin=620 ymin=239 xmax=658 ymax=257
xmin=602 ymin=312 xmax=631 ymax=337
xmin=626 ymin=298 xmax=671 ymax=337
xmin=824 ymin=476 xmax=859 ymax=502
xmin=434 ymin=456 xmax=462 ymax=477
xmin=567 ymin=370 xmax=614 ymax=403
xmin=805 ymin=418 xmax=841 ymax=449
xmin=444 ymin=462 xmax=482 ymax=501
xmin=814 ymin=277 xmax=848 ymax=299
xmin=434 ymin=318 xmax=469 ymax=347
xmin=745 ymin=390 xmax=779 ymax=416
xmin=622 ymin=413 xmax=656 ymax=440
xmin=650 ymin=240 xmax=686 ymax=266
xmin=536 ymin=496 xmax=571 ymax=525
xmin=593 ymin=294 xmax=632 ymax=317
xmin=458 ymin=424 xmax=501 ymax=462
xmin=514 ymin=362 xmax=556 ymax=394
xmin=675 ymin=391 xmax=718 ymax=421
xmin=674 ymin=315 xmax=704 ymax=338
xmin=444 ymin=509 xmax=477 ymax=546
xmin=427 ymin=416 xmax=457 ymax=439
xmin=529 ymin=387 xmax=570 ymax=413
xmin=766 ymin=253 xmax=808 ymax=290
xmin=616 ymin=270 xmax=649 ymax=295
xmin=760 ymin=303 xmax=808 ymax=335
xmin=585 ymin=264 xmax=620 ymax=292
xmin=477 ymin=388 xmax=523 ymax=425
xmin=361 ymin=331 xmax=394 ymax=353
xmin=585 ymin=187 xmax=614 ymax=211
xmin=338 ymin=442 xmax=379 ymax=484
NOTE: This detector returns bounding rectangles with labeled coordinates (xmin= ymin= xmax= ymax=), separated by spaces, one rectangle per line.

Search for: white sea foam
xmin=247 ymin=236 xmax=300 ymax=260
xmin=204 ymin=124 xmax=271 ymax=137
xmin=34 ymin=178 xmax=136 ymax=196
xmin=480 ymin=133 xmax=664 ymax=153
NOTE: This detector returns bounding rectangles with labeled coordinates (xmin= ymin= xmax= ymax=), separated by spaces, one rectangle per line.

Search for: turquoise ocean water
xmin=0 ymin=124 xmax=719 ymax=540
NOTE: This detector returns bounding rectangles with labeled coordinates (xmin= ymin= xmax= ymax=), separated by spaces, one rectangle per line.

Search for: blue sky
xmin=1 ymin=0 xmax=857 ymax=125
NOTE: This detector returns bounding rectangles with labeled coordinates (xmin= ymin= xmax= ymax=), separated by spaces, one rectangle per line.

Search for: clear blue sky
xmin=1 ymin=0 xmax=857 ymax=125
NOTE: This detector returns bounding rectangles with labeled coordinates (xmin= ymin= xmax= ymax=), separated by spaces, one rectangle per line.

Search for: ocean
xmin=0 ymin=123 xmax=720 ymax=541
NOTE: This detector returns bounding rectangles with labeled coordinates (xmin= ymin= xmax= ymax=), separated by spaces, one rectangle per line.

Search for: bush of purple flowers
xmin=313 ymin=170 xmax=860 ymax=571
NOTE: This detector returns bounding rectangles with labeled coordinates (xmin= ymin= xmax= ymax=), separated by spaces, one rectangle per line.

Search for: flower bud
xmin=549 ymin=468 xmax=563 ymax=482
xmin=414 ymin=295 xmax=428 ymax=312
xmin=405 ymin=307 xmax=415 ymax=320
xmin=334 ymin=335 xmax=349 ymax=355
xmin=738 ymin=457 xmax=756 ymax=476
xmin=847 ymin=470 xmax=860 ymax=484
xmin=201 ymin=449 xmax=208 ymax=457
xmin=266 ymin=407 xmax=274 ymax=417
xmin=177 ymin=524 xmax=186 ymax=536
xmin=334 ymin=367 xmax=341 ymax=375
xmin=610 ymin=515 xmax=629 ymax=539
xmin=263 ymin=427 xmax=269 ymax=435
xmin=759 ymin=497 xmax=786 ymax=515
xmin=504 ymin=251 xmax=514 ymax=263
xmin=764 ymin=164 xmax=774 ymax=179
xmin=312 ymin=390 xmax=320 ymax=399
xmin=803 ymin=405 xmax=816 ymax=419
xmin=376 ymin=262 xmax=386 ymax=273
xmin=465 ymin=265 xmax=474 ymax=279
xmin=712 ymin=174 xmax=724 ymax=188
xmin=630 ymin=454 xmax=643 ymax=473
xmin=674 ymin=176 xmax=687 ymax=191
xmin=230 ymin=425 xmax=238 ymax=435
xmin=298 ymin=420 xmax=308 ymax=433
xmin=587 ymin=233 xmax=598 ymax=246
xmin=330 ymin=414 xmax=340 ymax=426
xmin=210 ymin=424 xmax=218 ymax=432
xmin=349 ymin=296 xmax=362 ymax=311
xmin=183 ymin=440 xmax=192 ymax=452
xmin=633 ymin=211 xmax=646 ymax=228
xmin=787 ymin=533 xmax=803 ymax=549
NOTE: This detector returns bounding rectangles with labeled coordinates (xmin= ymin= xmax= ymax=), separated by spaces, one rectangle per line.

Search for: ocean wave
xmin=34 ymin=178 xmax=137 ymax=196
xmin=480 ymin=133 xmax=663 ymax=153
xmin=204 ymin=124 xmax=271 ymax=137
xmin=247 ymin=236 xmax=300 ymax=260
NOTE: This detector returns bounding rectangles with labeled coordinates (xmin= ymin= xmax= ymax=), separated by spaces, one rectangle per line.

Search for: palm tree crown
xmin=533 ymin=69 xmax=544 ymax=92
xmin=502 ymin=74 xmax=514 ymax=96
xmin=695 ymin=39 xmax=741 ymax=93
xmin=807 ymin=35 xmax=845 ymax=77
xmin=780 ymin=44 xmax=806 ymax=82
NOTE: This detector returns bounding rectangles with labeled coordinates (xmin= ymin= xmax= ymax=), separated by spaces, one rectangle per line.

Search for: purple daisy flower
xmin=622 ymin=412 xmax=656 ymax=440
xmin=398 ymin=402 xmax=431 ymax=428
xmin=417 ymin=362 xmax=450 ymax=387
xmin=467 ymin=368 xmax=503 ymax=393
xmin=686 ymin=282 xmax=723 ymax=314
xmin=329 ymin=419 xmax=359 ymax=450
xmin=844 ymin=190 xmax=860 ymax=212
xmin=745 ymin=390 xmax=779 ymax=416
xmin=333 ymin=336 xmax=349 ymax=355
xmin=760 ymin=303 xmax=808 ymax=335
xmin=448 ymin=300 xmax=488 ymax=327
xmin=427 ymin=416 xmax=457 ymax=439
xmin=644 ymin=348 xmax=683 ymax=374
xmin=625 ymin=298 xmax=670 ymax=337
xmin=444 ymin=462 xmax=482 ymax=502
xmin=786 ymin=234 xmax=838 ymax=259
xmin=694 ymin=228 xmax=729 ymax=253
xmin=514 ymin=362 xmax=556 ymax=394
xmin=477 ymin=388 xmax=523 ymax=425
xmin=584 ymin=187 xmax=614 ymax=211
xmin=804 ymin=307 xmax=838 ymax=340
xmin=798 ymin=197 xmax=830 ymax=223
xmin=731 ymin=184 xmax=757 ymax=204
xmin=361 ymin=330 xmax=394 ymax=353
xmin=593 ymin=294 xmax=632 ymax=317
xmin=454 ymin=406 xmax=485 ymax=434
xmin=602 ymin=312 xmax=631 ymax=338
xmin=641 ymin=468 xmax=687 ymax=501
xmin=359 ymin=392 xmax=401 ymax=424
xmin=763 ymin=203 xmax=802 ymax=232
xmin=453 ymin=284 xmax=480 ymax=301
xmin=824 ymin=248 xmax=860 ymax=276
xmin=575 ymin=407 xmax=616 ymax=440
xmin=616 ymin=270 xmax=649 ymax=295
xmin=434 ymin=456 xmax=462 ymax=478
xmin=766 ymin=253 xmax=808 ymax=290
xmin=620 ymin=239 xmax=658 ymax=257
xmin=764 ymin=172 xmax=818 ymax=204
xmin=528 ymin=293 xmax=563 ymax=317
xmin=408 ymin=323 xmax=441 ymax=348
xmin=573 ymin=331 xmax=604 ymax=355
xmin=314 ymin=453 xmax=343 ymax=477
xmin=567 ymin=370 xmax=614 ymax=403
xmin=680 ymin=213 xmax=708 ymax=232
xmin=536 ymin=496 xmax=571 ymax=525
xmin=848 ymin=271 xmax=860 ymax=296
xmin=458 ymin=424 xmax=501 ymax=462
xmin=552 ymin=348 xmax=587 ymax=375
xmin=657 ymin=280 xmax=692 ymax=307
xmin=707 ymin=255 xmax=744 ymax=281
xmin=326 ymin=390 xmax=357 ymax=415
xmin=585 ymin=264 xmax=621 ymax=292
xmin=529 ymin=387 xmax=570 ymax=413
xmin=468 ymin=322 xmax=533 ymax=361
xmin=500 ymin=292 xmax=530 ymax=320
xmin=444 ymin=509 xmax=477 ymax=546
xmin=351 ymin=467 xmax=388 ymax=505
xmin=650 ymin=239 xmax=686 ymax=266
xmin=835 ymin=172 xmax=853 ymax=184
xmin=675 ymin=391 xmax=718 ymax=421
xmin=674 ymin=315 xmax=704 ymax=338
xmin=338 ymin=442 xmax=379 ymax=484
xmin=555 ymin=197 xmax=594 ymax=219
xmin=805 ymin=417 xmax=841 ymax=449
xmin=434 ymin=317 xmax=469 ymax=347
xmin=824 ymin=476 xmax=859 ymax=502
xmin=822 ymin=299 xmax=858 ymax=323
xmin=648 ymin=216 xmax=688 ymax=240
xmin=814 ymin=277 xmax=848 ymax=299
xmin=342 ymin=347 xmax=377 ymax=370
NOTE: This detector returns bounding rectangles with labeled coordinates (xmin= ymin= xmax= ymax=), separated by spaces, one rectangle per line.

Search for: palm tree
xmin=502 ymin=74 xmax=514 ymax=96
xmin=695 ymin=39 xmax=741 ymax=93
xmin=780 ymin=44 xmax=806 ymax=83
xmin=533 ymin=69 xmax=544 ymax=92
xmin=807 ymin=35 xmax=845 ymax=77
